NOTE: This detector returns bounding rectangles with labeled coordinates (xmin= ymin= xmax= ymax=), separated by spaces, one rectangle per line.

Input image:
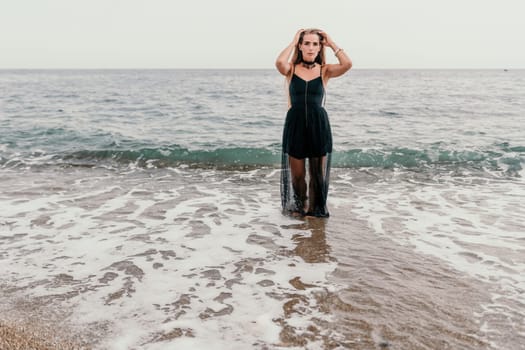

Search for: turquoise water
xmin=1 ymin=69 xmax=524 ymax=349
xmin=1 ymin=69 xmax=524 ymax=175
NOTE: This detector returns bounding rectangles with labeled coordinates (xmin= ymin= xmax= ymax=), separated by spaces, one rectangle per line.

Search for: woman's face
xmin=299 ymin=33 xmax=321 ymax=62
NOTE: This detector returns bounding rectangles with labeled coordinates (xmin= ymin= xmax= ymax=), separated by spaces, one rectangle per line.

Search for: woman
xmin=276 ymin=28 xmax=352 ymax=217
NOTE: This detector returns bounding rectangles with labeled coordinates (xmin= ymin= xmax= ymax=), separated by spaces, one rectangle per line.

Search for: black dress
xmin=281 ymin=68 xmax=332 ymax=217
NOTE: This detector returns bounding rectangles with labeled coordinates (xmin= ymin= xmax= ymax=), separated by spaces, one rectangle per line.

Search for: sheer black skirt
xmin=280 ymin=106 xmax=332 ymax=217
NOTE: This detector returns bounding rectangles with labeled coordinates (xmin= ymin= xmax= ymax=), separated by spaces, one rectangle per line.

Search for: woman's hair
xmin=284 ymin=29 xmax=326 ymax=107
xmin=291 ymin=28 xmax=326 ymax=66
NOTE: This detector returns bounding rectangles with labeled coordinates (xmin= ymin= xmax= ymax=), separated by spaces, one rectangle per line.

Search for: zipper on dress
xmin=304 ymin=80 xmax=308 ymax=127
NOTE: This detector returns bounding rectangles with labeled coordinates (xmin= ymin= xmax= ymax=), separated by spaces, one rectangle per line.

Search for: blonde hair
xmin=284 ymin=29 xmax=326 ymax=107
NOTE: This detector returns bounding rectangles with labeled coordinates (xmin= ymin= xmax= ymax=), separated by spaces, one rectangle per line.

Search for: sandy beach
xmin=0 ymin=321 xmax=80 ymax=350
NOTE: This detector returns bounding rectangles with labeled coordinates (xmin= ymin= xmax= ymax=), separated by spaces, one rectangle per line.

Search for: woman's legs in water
xmin=289 ymin=156 xmax=307 ymax=213
xmin=307 ymin=156 xmax=328 ymax=216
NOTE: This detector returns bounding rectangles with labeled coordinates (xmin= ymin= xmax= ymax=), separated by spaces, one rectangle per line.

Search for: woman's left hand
xmin=317 ymin=30 xmax=335 ymax=49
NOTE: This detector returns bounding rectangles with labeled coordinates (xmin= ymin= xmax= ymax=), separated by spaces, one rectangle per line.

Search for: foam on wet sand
xmin=1 ymin=167 xmax=343 ymax=349
xmin=1 ymin=166 xmax=524 ymax=349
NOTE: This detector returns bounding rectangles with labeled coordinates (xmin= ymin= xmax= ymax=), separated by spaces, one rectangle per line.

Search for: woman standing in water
xmin=276 ymin=28 xmax=352 ymax=217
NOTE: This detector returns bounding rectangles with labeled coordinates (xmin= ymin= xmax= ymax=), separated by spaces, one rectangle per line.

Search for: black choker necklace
xmin=301 ymin=60 xmax=316 ymax=69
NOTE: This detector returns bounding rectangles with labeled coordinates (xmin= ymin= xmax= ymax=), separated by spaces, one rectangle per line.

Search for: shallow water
xmin=1 ymin=165 xmax=523 ymax=349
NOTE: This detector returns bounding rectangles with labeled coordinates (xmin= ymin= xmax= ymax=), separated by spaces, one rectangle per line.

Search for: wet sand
xmin=0 ymin=210 xmax=497 ymax=350
xmin=1 ymin=166 xmax=524 ymax=349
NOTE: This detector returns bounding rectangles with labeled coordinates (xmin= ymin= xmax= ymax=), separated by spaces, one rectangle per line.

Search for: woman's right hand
xmin=276 ymin=29 xmax=304 ymax=76
xmin=292 ymin=29 xmax=304 ymax=46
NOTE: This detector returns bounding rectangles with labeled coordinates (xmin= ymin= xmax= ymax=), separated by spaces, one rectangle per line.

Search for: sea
xmin=0 ymin=69 xmax=524 ymax=349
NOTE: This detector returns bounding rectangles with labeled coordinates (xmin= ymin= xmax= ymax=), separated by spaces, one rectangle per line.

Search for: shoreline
xmin=1 ymin=164 xmax=523 ymax=349
xmin=0 ymin=289 xmax=98 ymax=350
xmin=0 ymin=320 xmax=86 ymax=350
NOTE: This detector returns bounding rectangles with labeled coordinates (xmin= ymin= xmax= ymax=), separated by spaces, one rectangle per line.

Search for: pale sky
xmin=1 ymin=0 xmax=524 ymax=69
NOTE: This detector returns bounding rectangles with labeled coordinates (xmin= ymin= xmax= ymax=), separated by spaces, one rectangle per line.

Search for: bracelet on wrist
xmin=334 ymin=48 xmax=344 ymax=56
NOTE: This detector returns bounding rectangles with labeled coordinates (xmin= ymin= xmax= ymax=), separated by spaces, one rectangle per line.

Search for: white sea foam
xmin=0 ymin=167 xmax=340 ymax=349
xmin=345 ymin=173 xmax=525 ymax=347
